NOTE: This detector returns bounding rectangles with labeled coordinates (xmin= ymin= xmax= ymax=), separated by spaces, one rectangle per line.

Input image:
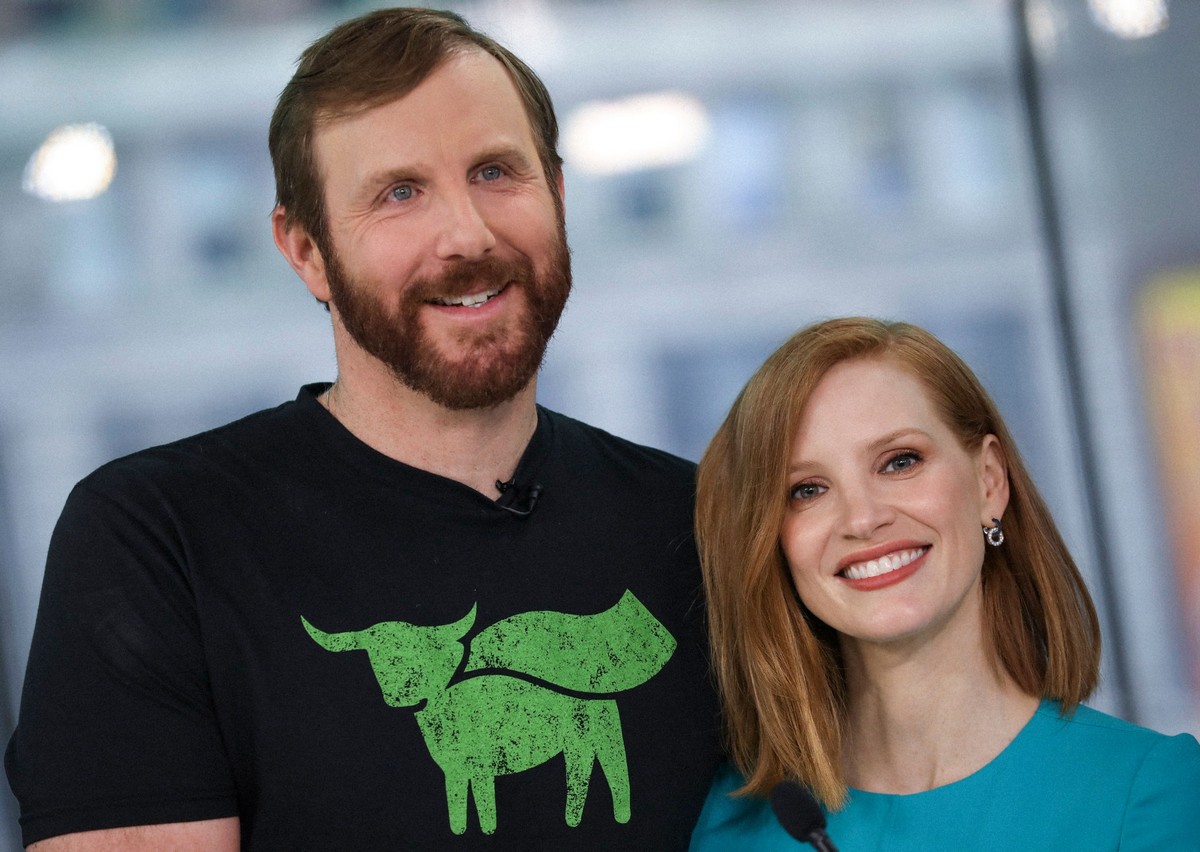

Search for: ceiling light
xmin=564 ymin=92 xmax=710 ymax=176
xmin=1088 ymin=0 xmax=1169 ymax=39
xmin=24 ymin=123 xmax=117 ymax=202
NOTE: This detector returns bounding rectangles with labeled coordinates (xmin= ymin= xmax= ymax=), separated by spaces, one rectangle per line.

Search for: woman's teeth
xmin=841 ymin=547 xmax=927 ymax=581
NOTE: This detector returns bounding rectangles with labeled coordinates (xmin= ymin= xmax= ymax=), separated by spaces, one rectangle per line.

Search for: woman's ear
xmin=978 ymin=434 xmax=1010 ymax=523
xmin=272 ymin=206 xmax=332 ymax=303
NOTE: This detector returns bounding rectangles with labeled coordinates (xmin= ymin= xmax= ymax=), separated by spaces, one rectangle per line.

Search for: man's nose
xmin=434 ymin=190 xmax=497 ymax=261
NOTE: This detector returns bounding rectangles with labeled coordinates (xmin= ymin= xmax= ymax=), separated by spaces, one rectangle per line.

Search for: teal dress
xmin=690 ymin=701 xmax=1200 ymax=851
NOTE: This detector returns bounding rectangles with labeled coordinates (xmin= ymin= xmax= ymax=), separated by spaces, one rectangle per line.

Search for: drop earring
xmin=984 ymin=517 xmax=1004 ymax=547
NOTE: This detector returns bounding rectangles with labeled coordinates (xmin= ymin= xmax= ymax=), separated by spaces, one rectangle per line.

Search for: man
xmin=5 ymin=8 xmax=720 ymax=850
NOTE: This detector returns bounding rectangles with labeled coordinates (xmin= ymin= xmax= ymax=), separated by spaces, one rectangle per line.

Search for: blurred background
xmin=2 ymin=0 xmax=1198 ymax=846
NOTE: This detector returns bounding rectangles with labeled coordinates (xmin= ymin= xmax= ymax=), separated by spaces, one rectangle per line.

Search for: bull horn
xmin=443 ymin=604 xmax=477 ymax=639
xmin=301 ymin=616 xmax=364 ymax=652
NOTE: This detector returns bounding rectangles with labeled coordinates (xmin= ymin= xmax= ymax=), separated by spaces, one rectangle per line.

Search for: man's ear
xmin=272 ymin=206 xmax=331 ymax=303
xmin=555 ymin=169 xmax=565 ymax=204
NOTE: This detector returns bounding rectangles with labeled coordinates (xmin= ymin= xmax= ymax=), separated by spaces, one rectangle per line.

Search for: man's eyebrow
xmin=355 ymin=166 xmax=419 ymax=197
xmin=356 ymin=145 xmax=537 ymax=193
xmin=479 ymin=145 xmax=537 ymax=169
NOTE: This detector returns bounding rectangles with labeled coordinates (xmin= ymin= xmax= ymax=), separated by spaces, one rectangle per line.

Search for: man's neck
xmin=322 ymin=364 xmax=539 ymax=500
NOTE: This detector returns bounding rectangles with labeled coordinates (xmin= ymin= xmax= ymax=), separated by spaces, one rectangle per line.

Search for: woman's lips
xmin=838 ymin=545 xmax=930 ymax=591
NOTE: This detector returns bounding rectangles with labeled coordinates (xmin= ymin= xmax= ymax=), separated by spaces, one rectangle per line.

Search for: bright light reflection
xmin=1027 ymin=0 xmax=1063 ymax=58
xmin=563 ymin=92 xmax=710 ymax=176
xmin=1089 ymin=0 xmax=1169 ymax=39
xmin=23 ymin=123 xmax=118 ymax=202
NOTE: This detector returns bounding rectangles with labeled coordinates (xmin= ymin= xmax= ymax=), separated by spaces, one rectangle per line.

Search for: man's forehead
xmin=309 ymin=49 xmax=539 ymax=193
xmin=314 ymin=48 xmax=520 ymax=127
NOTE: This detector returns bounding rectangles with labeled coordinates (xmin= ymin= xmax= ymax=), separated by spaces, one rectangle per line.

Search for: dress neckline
xmin=846 ymin=698 xmax=1055 ymax=800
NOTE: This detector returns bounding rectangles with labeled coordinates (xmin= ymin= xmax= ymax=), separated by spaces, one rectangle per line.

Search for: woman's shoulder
xmin=1030 ymin=700 xmax=1200 ymax=770
xmin=1025 ymin=700 xmax=1200 ymax=848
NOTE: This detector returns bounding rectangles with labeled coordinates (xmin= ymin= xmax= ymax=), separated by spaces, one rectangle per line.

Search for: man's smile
xmin=429 ymin=285 xmax=505 ymax=308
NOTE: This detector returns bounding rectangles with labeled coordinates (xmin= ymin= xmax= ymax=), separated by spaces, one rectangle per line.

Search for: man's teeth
xmin=432 ymin=288 xmax=501 ymax=308
xmin=842 ymin=547 xmax=927 ymax=581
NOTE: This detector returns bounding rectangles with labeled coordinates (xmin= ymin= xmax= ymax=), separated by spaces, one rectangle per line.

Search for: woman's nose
xmin=838 ymin=482 xmax=895 ymax=540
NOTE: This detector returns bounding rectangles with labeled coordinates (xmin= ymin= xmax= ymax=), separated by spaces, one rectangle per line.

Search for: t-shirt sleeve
xmin=1119 ymin=731 xmax=1200 ymax=850
xmin=5 ymin=476 xmax=239 ymax=847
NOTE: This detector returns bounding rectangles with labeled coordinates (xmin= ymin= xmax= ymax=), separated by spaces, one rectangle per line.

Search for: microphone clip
xmin=496 ymin=479 xmax=542 ymax=517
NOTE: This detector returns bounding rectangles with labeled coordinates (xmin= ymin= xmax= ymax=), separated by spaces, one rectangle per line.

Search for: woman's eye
xmin=390 ymin=185 xmax=414 ymax=202
xmin=884 ymin=452 xmax=921 ymax=473
xmin=790 ymin=482 xmax=826 ymax=501
xmin=479 ymin=165 xmax=503 ymax=181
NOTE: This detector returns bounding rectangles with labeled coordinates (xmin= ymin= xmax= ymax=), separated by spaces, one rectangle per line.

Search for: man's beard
xmin=324 ymin=220 xmax=571 ymax=410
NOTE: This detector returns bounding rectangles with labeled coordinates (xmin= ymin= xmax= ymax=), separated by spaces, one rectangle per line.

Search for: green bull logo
xmin=302 ymin=590 xmax=675 ymax=835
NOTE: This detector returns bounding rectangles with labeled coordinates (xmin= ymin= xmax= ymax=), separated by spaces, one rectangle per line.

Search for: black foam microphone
xmin=769 ymin=781 xmax=838 ymax=852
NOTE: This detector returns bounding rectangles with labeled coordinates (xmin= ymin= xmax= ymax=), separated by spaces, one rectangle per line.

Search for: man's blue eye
xmin=391 ymin=185 xmax=413 ymax=201
xmin=480 ymin=166 xmax=503 ymax=181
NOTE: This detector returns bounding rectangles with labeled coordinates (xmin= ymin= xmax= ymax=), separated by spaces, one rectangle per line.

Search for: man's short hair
xmin=268 ymin=7 xmax=563 ymax=254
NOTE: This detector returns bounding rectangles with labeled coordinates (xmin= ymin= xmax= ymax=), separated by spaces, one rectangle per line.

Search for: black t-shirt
xmin=6 ymin=386 xmax=721 ymax=850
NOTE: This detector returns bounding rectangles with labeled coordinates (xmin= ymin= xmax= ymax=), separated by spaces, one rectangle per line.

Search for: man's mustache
xmin=410 ymin=256 xmax=534 ymax=302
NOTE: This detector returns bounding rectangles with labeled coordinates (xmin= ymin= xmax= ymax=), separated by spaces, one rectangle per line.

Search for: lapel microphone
xmin=496 ymin=478 xmax=542 ymax=517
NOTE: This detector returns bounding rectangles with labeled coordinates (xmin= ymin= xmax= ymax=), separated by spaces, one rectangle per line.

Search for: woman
xmin=689 ymin=317 xmax=1200 ymax=850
